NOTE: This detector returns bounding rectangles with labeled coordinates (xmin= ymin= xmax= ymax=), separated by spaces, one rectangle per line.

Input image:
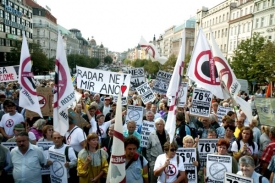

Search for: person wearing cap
xmin=7 ymin=123 xmax=25 ymax=142
xmin=93 ymin=94 xmax=104 ymax=113
xmin=0 ymin=99 xmax=24 ymax=141
xmin=102 ymin=97 xmax=111 ymax=116
xmin=105 ymin=103 xmax=116 ymax=122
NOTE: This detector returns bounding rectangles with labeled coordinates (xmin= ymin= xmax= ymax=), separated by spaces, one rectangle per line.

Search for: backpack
xmin=236 ymin=140 xmax=255 ymax=152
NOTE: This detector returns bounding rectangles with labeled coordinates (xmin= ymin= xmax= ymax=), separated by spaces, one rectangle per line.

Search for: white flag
xmin=187 ymin=28 xmax=224 ymax=99
xmin=53 ymin=32 xmax=76 ymax=136
xmin=18 ymin=34 xmax=42 ymax=118
xmin=106 ymin=92 xmax=126 ymax=183
xmin=165 ymin=31 xmax=185 ymax=143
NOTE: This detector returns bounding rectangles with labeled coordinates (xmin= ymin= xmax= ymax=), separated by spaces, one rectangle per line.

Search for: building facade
xmin=58 ymin=24 xmax=79 ymax=55
xmin=69 ymin=28 xmax=89 ymax=56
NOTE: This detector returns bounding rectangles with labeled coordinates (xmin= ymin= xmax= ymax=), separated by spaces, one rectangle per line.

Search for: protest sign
xmin=198 ymin=139 xmax=218 ymax=169
xmin=224 ymin=172 xmax=253 ymax=183
xmin=255 ymin=97 xmax=275 ymax=126
xmin=49 ymin=151 xmax=68 ymax=183
xmin=206 ymin=154 xmax=232 ymax=183
xmin=77 ymin=66 xmax=131 ymax=96
xmin=26 ymin=87 xmax=53 ymax=118
xmin=125 ymin=105 xmax=143 ymax=127
xmin=136 ymin=82 xmax=155 ymax=104
xmin=152 ymin=70 xmax=172 ymax=94
xmin=177 ymin=148 xmax=197 ymax=183
xmin=112 ymin=95 xmax=128 ymax=105
xmin=216 ymin=106 xmax=233 ymax=124
xmin=37 ymin=141 xmax=54 ymax=175
xmin=0 ymin=65 xmax=19 ymax=82
xmin=68 ymin=108 xmax=89 ymax=129
xmin=128 ymin=67 xmax=145 ymax=90
xmin=189 ymin=88 xmax=213 ymax=117
xmin=178 ymin=82 xmax=188 ymax=107
xmin=140 ymin=120 xmax=155 ymax=147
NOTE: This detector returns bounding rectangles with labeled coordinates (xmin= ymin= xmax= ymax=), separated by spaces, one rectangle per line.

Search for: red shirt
xmin=261 ymin=141 xmax=275 ymax=163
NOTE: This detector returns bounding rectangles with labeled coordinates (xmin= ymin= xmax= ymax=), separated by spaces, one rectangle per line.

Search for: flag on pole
xmin=165 ymin=31 xmax=186 ymax=143
xmin=187 ymin=28 xmax=224 ymax=99
xmin=53 ymin=32 xmax=76 ymax=136
xmin=106 ymin=92 xmax=126 ymax=183
xmin=18 ymin=34 xmax=42 ymax=118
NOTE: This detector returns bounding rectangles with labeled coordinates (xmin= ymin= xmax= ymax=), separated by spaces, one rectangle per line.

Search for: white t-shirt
xmin=154 ymin=154 xmax=185 ymax=183
xmin=0 ymin=112 xmax=24 ymax=136
xmin=102 ymin=105 xmax=110 ymax=116
xmin=65 ymin=126 xmax=86 ymax=153
xmin=231 ymin=140 xmax=258 ymax=155
xmin=28 ymin=132 xmax=36 ymax=141
xmin=90 ymin=119 xmax=112 ymax=139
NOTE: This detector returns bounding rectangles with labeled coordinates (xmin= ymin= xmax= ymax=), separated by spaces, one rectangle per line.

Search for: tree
xmin=104 ymin=55 xmax=113 ymax=64
xmin=67 ymin=54 xmax=99 ymax=72
xmin=160 ymin=54 xmax=177 ymax=72
xmin=144 ymin=60 xmax=160 ymax=75
xmin=123 ymin=58 xmax=131 ymax=65
xmin=183 ymin=54 xmax=191 ymax=76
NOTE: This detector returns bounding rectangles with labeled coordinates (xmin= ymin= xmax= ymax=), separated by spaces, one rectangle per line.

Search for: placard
xmin=206 ymin=154 xmax=232 ymax=183
xmin=135 ymin=82 xmax=155 ymax=104
xmin=0 ymin=65 xmax=19 ymax=82
xmin=128 ymin=67 xmax=145 ymax=90
xmin=25 ymin=87 xmax=53 ymax=118
xmin=37 ymin=141 xmax=54 ymax=175
xmin=125 ymin=105 xmax=143 ymax=127
xmin=77 ymin=66 xmax=131 ymax=96
xmin=177 ymin=148 xmax=197 ymax=183
xmin=68 ymin=108 xmax=90 ymax=129
xmin=112 ymin=95 xmax=128 ymax=106
xmin=255 ymin=97 xmax=275 ymax=126
xmin=190 ymin=88 xmax=213 ymax=117
xmin=224 ymin=172 xmax=253 ymax=183
xmin=217 ymin=106 xmax=233 ymax=124
xmin=152 ymin=70 xmax=172 ymax=94
xmin=178 ymin=82 xmax=188 ymax=107
xmin=198 ymin=139 xmax=218 ymax=169
xmin=140 ymin=120 xmax=155 ymax=148
xmin=48 ymin=151 xmax=68 ymax=183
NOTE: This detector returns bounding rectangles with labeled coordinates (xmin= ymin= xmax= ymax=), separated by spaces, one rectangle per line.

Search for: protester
xmin=77 ymin=133 xmax=108 ymax=183
xmin=7 ymin=123 xmax=25 ymax=142
xmin=93 ymin=94 xmax=104 ymax=112
xmin=175 ymin=112 xmax=191 ymax=147
xmin=259 ymin=125 xmax=271 ymax=158
xmin=182 ymin=135 xmax=200 ymax=171
xmin=91 ymin=113 xmax=114 ymax=143
xmin=249 ymin=119 xmax=261 ymax=146
xmin=124 ymin=136 xmax=149 ymax=183
xmin=38 ymin=125 xmax=53 ymax=142
xmin=123 ymin=120 xmax=141 ymax=152
xmin=154 ymin=141 xmax=187 ymax=183
xmin=151 ymin=104 xmax=161 ymax=120
xmin=234 ymin=117 xmax=245 ymax=138
xmin=0 ymin=133 xmax=12 ymax=181
xmin=29 ymin=119 xmax=46 ymax=141
xmin=268 ymin=155 xmax=275 ymax=183
xmin=101 ymin=124 xmax=114 ymax=162
xmin=223 ymin=125 xmax=236 ymax=155
xmin=102 ymin=97 xmax=111 ymax=116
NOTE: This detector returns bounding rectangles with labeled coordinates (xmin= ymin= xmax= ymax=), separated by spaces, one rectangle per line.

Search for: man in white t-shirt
xmin=90 ymin=114 xmax=114 ymax=143
xmin=102 ymin=97 xmax=111 ymax=116
xmin=0 ymin=100 xmax=24 ymax=141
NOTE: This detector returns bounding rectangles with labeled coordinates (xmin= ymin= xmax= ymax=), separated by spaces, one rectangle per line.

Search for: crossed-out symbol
xmin=5 ymin=119 xmax=14 ymax=127
xmin=53 ymin=60 xmax=67 ymax=108
xmin=165 ymin=164 xmax=176 ymax=176
xmin=20 ymin=57 xmax=36 ymax=95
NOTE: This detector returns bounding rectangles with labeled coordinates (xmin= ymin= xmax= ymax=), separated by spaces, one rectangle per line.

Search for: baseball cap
xmin=14 ymin=124 xmax=25 ymax=131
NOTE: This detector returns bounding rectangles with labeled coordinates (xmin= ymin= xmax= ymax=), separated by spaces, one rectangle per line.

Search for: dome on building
xmin=90 ymin=36 xmax=97 ymax=46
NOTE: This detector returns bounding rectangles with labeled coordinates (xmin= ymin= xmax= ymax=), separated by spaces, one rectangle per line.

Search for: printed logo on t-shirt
xmin=5 ymin=119 xmax=14 ymax=128
xmin=164 ymin=164 xmax=176 ymax=176
xmin=100 ymin=128 xmax=104 ymax=136
xmin=67 ymin=136 xmax=71 ymax=145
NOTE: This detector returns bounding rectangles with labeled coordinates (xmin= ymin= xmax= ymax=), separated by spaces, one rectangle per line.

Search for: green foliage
xmin=67 ymin=54 xmax=100 ymax=70
xmin=161 ymin=54 xmax=177 ymax=72
xmin=183 ymin=54 xmax=191 ymax=76
xmin=123 ymin=58 xmax=131 ymax=65
xmin=104 ymin=55 xmax=113 ymax=64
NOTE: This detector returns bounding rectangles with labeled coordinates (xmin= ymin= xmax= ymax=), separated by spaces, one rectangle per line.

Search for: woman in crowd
xmin=29 ymin=119 xmax=46 ymax=141
xmin=77 ymin=133 xmax=108 ymax=183
xmin=38 ymin=125 xmax=53 ymax=142
xmin=182 ymin=135 xmax=200 ymax=171
xmin=223 ymin=125 xmax=236 ymax=155
xmin=237 ymin=156 xmax=269 ymax=183
xmin=259 ymin=125 xmax=271 ymax=157
xmin=154 ymin=141 xmax=187 ymax=183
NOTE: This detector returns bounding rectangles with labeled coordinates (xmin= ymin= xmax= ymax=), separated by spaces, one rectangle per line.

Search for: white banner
xmin=224 ymin=172 xmax=253 ymax=183
xmin=190 ymin=88 xmax=213 ymax=117
xmin=176 ymin=148 xmax=197 ymax=183
xmin=128 ymin=67 xmax=145 ymax=90
xmin=198 ymin=139 xmax=218 ymax=169
xmin=140 ymin=120 xmax=155 ymax=148
xmin=217 ymin=106 xmax=233 ymax=124
xmin=77 ymin=66 xmax=131 ymax=96
xmin=37 ymin=142 xmax=54 ymax=175
xmin=49 ymin=151 xmax=68 ymax=183
xmin=152 ymin=71 xmax=172 ymax=94
xmin=0 ymin=65 xmax=19 ymax=82
xmin=125 ymin=105 xmax=143 ymax=127
xmin=178 ymin=82 xmax=188 ymax=107
xmin=135 ymin=82 xmax=155 ymax=104
xmin=206 ymin=154 xmax=232 ymax=183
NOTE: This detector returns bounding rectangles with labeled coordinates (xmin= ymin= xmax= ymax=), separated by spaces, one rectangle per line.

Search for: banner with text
xmin=178 ymin=82 xmax=188 ymax=107
xmin=140 ymin=120 xmax=155 ymax=148
xmin=128 ymin=67 xmax=145 ymax=90
xmin=125 ymin=105 xmax=143 ymax=127
xmin=216 ymin=106 xmax=233 ymax=125
xmin=224 ymin=172 xmax=253 ymax=183
xmin=198 ymin=139 xmax=218 ymax=169
xmin=190 ymin=88 xmax=213 ymax=117
xmin=49 ymin=151 xmax=68 ymax=183
xmin=37 ymin=141 xmax=54 ymax=175
xmin=255 ymin=97 xmax=275 ymax=126
xmin=136 ymin=82 xmax=155 ymax=104
xmin=0 ymin=65 xmax=19 ymax=82
xmin=152 ymin=70 xmax=172 ymax=94
xmin=177 ymin=148 xmax=197 ymax=183
xmin=206 ymin=154 xmax=232 ymax=183
xmin=77 ymin=66 xmax=131 ymax=96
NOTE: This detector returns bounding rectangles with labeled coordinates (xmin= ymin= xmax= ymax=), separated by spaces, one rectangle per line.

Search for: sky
xmin=36 ymin=0 xmax=223 ymax=52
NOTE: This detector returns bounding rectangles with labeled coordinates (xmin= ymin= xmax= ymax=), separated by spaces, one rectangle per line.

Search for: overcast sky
xmin=37 ymin=0 xmax=223 ymax=52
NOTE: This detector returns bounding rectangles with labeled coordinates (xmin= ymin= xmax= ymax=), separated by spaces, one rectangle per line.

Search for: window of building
xmin=14 ymin=5 xmax=18 ymax=10
xmin=223 ymin=14 xmax=225 ymax=21
xmin=272 ymin=0 xmax=275 ymax=6
xmin=247 ymin=22 xmax=250 ymax=32
xmin=240 ymin=9 xmax=243 ymax=16
xmin=238 ymin=25 xmax=241 ymax=34
xmin=234 ymin=26 xmax=237 ymax=35
xmin=11 ymin=27 xmax=15 ymax=34
xmin=221 ymin=29 xmax=224 ymax=37
xmin=231 ymin=27 xmax=233 ymax=36
xmin=230 ymin=42 xmax=232 ymax=51
xmin=216 ymin=17 xmax=218 ymax=24
xmin=17 ymin=17 xmax=20 ymax=24
xmin=218 ymin=30 xmax=220 ymax=38
xmin=17 ymin=29 xmax=20 ymax=36
xmin=213 ymin=18 xmax=214 ymax=24
xmin=38 ymin=11 xmax=41 ymax=16
xmin=245 ymin=8 xmax=247 ymax=15
xmin=5 ymin=26 xmax=10 ymax=33
xmin=5 ymin=12 xmax=9 ymax=20
xmin=219 ymin=16 xmax=221 ymax=23
xmin=2 ymin=0 xmax=6 ymax=5
xmin=270 ymin=14 xmax=274 ymax=25
xmin=255 ymin=18 xmax=259 ymax=28
xmin=0 ymin=10 xmax=2 ymax=18
xmin=234 ymin=41 xmax=236 ymax=49
xmin=26 ymin=32 xmax=29 ymax=38
xmin=263 ymin=1 xmax=267 ymax=9
xmin=233 ymin=13 xmax=235 ymax=19
xmin=227 ymin=12 xmax=229 ymax=20
xmin=5 ymin=39 xmax=10 ymax=47
xmin=243 ymin=24 xmax=245 ymax=33
xmin=261 ymin=17 xmax=265 ymax=27
xmin=257 ymin=3 xmax=260 ymax=11
xmin=250 ymin=6 xmax=253 ymax=13
xmin=26 ymin=21 xmax=29 ymax=28
xmin=225 ymin=28 xmax=227 ymax=37
xmin=8 ymin=1 xmax=12 ymax=7
xmin=0 ymin=39 xmax=4 ymax=46
xmin=0 ymin=24 xmax=3 ymax=32
xmin=237 ymin=12 xmax=239 ymax=18
xmin=11 ymin=40 xmax=16 ymax=47
xmin=224 ymin=44 xmax=226 ymax=52
xmin=11 ymin=15 xmax=15 ymax=22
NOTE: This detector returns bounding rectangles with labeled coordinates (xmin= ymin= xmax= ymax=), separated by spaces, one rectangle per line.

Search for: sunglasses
xmin=170 ymin=149 xmax=176 ymax=152
xmin=53 ymin=137 xmax=62 ymax=140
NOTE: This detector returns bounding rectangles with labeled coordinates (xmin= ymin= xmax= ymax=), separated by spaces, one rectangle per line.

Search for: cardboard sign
xmin=152 ymin=70 xmax=172 ymax=94
xmin=224 ymin=172 xmax=253 ymax=183
xmin=125 ymin=105 xmax=143 ymax=127
xmin=190 ymin=88 xmax=213 ymax=117
xmin=255 ymin=97 xmax=275 ymax=126
xmin=68 ymin=108 xmax=89 ymax=128
xmin=25 ymin=87 xmax=53 ymax=118
xmin=128 ymin=67 xmax=145 ymax=90
xmin=206 ymin=154 xmax=232 ymax=183
xmin=0 ymin=65 xmax=19 ymax=82
xmin=48 ymin=151 xmax=68 ymax=183
xmin=76 ymin=66 xmax=131 ymax=96
xmin=140 ymin=120 xmax=155 ymax=148
xmin=198 ymin=139 xmax=218 ymax=169
xmin=37 ymin=141 xmax=54 ymax=175
xmin=216 ymin=106 xmax=233 ymax=124
xmin=135 ymin=82 xmax=155 ymax=104
xmin=177 ymin=148 xmax=197 ymax=183
xmin=112 ymin=95 xmax=128 ymax=106
xmin=178 ymin=82 xmax=188 ymax=107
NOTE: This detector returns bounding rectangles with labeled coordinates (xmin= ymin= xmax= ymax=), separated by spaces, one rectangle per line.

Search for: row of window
xmin=255 ymin=14 xmax=275 ymax=29
xmin=202 ymin=13 xmax=229 ymax=28
xmin=231 ymin=6 xmax=253 ymax=20
xmin=205 ymin=28 xmax=228 ymax=40
xmin=1 ymin=10 xmax=32 ymax=28
xmin=230 ymin=22 xmax=251 ymax=36
xmin=0 ymin=38 xmax=20 ymax=47
xmin=1 ymin=0 xmax=32 ymax=18
xmin=0 ymin=24 xmax=32 ymax=38
xmin=255 ymin=0 xmax=275 ymax=12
